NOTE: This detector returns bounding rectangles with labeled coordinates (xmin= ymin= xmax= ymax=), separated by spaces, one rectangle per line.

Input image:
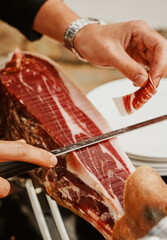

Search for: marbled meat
xmin=0 ymin=49 xmax=135 ymax=239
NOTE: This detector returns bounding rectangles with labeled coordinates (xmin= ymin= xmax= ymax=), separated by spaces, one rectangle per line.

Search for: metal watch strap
xmin=64 ymin=17 xmax=106 ymax=61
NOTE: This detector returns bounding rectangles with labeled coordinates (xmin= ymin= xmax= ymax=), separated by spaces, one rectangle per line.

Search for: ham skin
xmin=113 ymin=166 xmax=167 ymax=239
xmin=0 ymin=49 xmax=135 ymax=239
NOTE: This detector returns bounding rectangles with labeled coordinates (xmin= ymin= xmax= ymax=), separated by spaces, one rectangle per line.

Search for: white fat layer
xmin=113 ymin=97 xmax=127 ymax=116
xmin=108 ymin=139 xmax=135 ymax=173
xmin=19 ymin=72 xmax=33 ymax=91
xmin=58 ymin=188 xmax=73 ymax=201
xmin=54 ymin=100 xmax=85 ymax=142
xmin=41 ymin=75 xmax=86 ymax=143
xmin=67 ymin=153 xmax=124 ymax=220
xmin=16 ymin=57 xmax=21 ymax=69
xmin=87 ymin=210 xmax=99 ymax=221
xmin=37 ymin=84 xmax=42 ymax=92
xmin=113 ymin=93 xmax=136 ymax=116
xmin=99 ymin=144 xmax=125 ymax=170
xmin=58 ymin=177 xmax=80 ymax=202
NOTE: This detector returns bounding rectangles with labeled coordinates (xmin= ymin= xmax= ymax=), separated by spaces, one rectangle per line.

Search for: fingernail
xmin=17 ymin=139 xmax=26 ymax=143
xmin=135 ymin=74 xmax=148 ymax=87
xmin=50 ymin=155 xmax=57 ymax=167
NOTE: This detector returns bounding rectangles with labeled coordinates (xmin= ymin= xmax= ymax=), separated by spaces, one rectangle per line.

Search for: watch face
xmin=88 ymin=17 xmax=98 ymax=21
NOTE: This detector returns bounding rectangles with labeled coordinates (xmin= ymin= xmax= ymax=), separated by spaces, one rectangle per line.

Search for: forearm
xmin=33 ymin=0 xmax=80 ymax=43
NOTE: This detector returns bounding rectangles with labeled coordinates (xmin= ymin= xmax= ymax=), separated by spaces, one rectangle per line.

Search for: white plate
xmin=131 ymin=160 xmax=167 ymax=176
xmin=87 ymin=78 xmax=167 ymax=161
xmin=131 ymin=159 xmax=167 ymax=168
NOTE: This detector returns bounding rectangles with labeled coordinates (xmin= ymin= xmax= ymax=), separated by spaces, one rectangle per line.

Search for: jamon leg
xmin=0 ymin=49 xmax=135 ymax=239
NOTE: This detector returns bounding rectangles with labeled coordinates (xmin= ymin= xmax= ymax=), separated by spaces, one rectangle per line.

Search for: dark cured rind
xmin=113 ymin=166 xmax=167 ymax=240
xmin=0 ymin=77 xmax=115 ymax=239
xmin=0 ymin=82 xmax=59 ymax=149
xmin=0 ymin=111 xmax=5 ymax=138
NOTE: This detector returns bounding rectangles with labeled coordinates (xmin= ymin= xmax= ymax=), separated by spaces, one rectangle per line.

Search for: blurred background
xmin=0 ymin=0 xmax=167 ymax=94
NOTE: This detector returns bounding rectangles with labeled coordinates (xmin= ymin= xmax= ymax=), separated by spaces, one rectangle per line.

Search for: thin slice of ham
xmin=113 ymin=77 xmax=157 ymax=116
xmin=0 ymin=49 xmax=135 ymax=239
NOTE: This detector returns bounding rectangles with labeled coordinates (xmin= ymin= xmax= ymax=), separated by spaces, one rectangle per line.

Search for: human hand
xmin=0 ymin=140 xmax=57 ymax=198
xmin=74 ymin=20 xmax=167 ymax=87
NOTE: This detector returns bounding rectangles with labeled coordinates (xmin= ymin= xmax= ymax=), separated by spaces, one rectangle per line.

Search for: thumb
xmin=0 ymin=177 xmax=10 ymax=198
xmin=111 ymin=49 xmax=148 ymax=87
xmin=149 ymin=44 xmax=167 ymax=88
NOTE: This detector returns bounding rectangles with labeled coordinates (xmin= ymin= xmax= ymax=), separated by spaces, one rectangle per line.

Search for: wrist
xmin=64 ymin=17 xmax=106 ymax=61
xmin=73 ymin=23 xmax=102 ymax=62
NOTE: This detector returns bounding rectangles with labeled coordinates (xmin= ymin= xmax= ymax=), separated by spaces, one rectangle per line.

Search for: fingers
xmin=106 ymin=21 xmax=167 ymax=87
xmin=0 ymin=140 xmax=57 ymax=168
xmin=131 ymin=21 xmax=167 ymax=87
xmin=149 ymin=43 xmax=167 ymax=87
xmin=110 ymin=47 xmax=148 ymax=87
xmin=0 ymin=177 xmax=10 ymax=198
xmin=74 ymin=20 xmax=167 ymax=88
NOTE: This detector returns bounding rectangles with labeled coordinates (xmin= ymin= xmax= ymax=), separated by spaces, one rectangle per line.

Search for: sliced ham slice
xmin=0 ymin=49 xmax=135 ymax=239
xmin=114 ymin=77 xmax=157 ymax=116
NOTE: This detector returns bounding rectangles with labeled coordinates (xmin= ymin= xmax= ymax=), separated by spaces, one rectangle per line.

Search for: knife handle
xmin=0 ymin=161 xmax=38 ymax=179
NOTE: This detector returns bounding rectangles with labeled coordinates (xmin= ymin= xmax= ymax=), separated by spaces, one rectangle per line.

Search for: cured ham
xmin=114 ymin=77 xmax=157 ymax=116
xmin=0 ymin=49 xmax=135 ymax=239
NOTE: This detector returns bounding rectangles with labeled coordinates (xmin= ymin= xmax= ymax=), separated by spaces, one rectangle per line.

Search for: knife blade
xmin=0 ymin=114 xmax=167 ymax=179
xmin=51 ymin=114 xmax=167 ymax=157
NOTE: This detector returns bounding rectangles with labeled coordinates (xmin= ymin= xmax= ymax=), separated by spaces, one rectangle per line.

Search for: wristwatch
xmin=64 ymin=17 xmax=106 ymax=61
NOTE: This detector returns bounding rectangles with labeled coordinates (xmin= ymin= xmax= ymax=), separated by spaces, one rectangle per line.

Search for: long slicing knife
xmin=0 ymin=114 xmax=167 ymax=179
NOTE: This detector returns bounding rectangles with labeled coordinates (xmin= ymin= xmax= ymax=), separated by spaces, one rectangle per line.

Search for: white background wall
xmin=64 ymin=0 xmax=167 ymax=29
